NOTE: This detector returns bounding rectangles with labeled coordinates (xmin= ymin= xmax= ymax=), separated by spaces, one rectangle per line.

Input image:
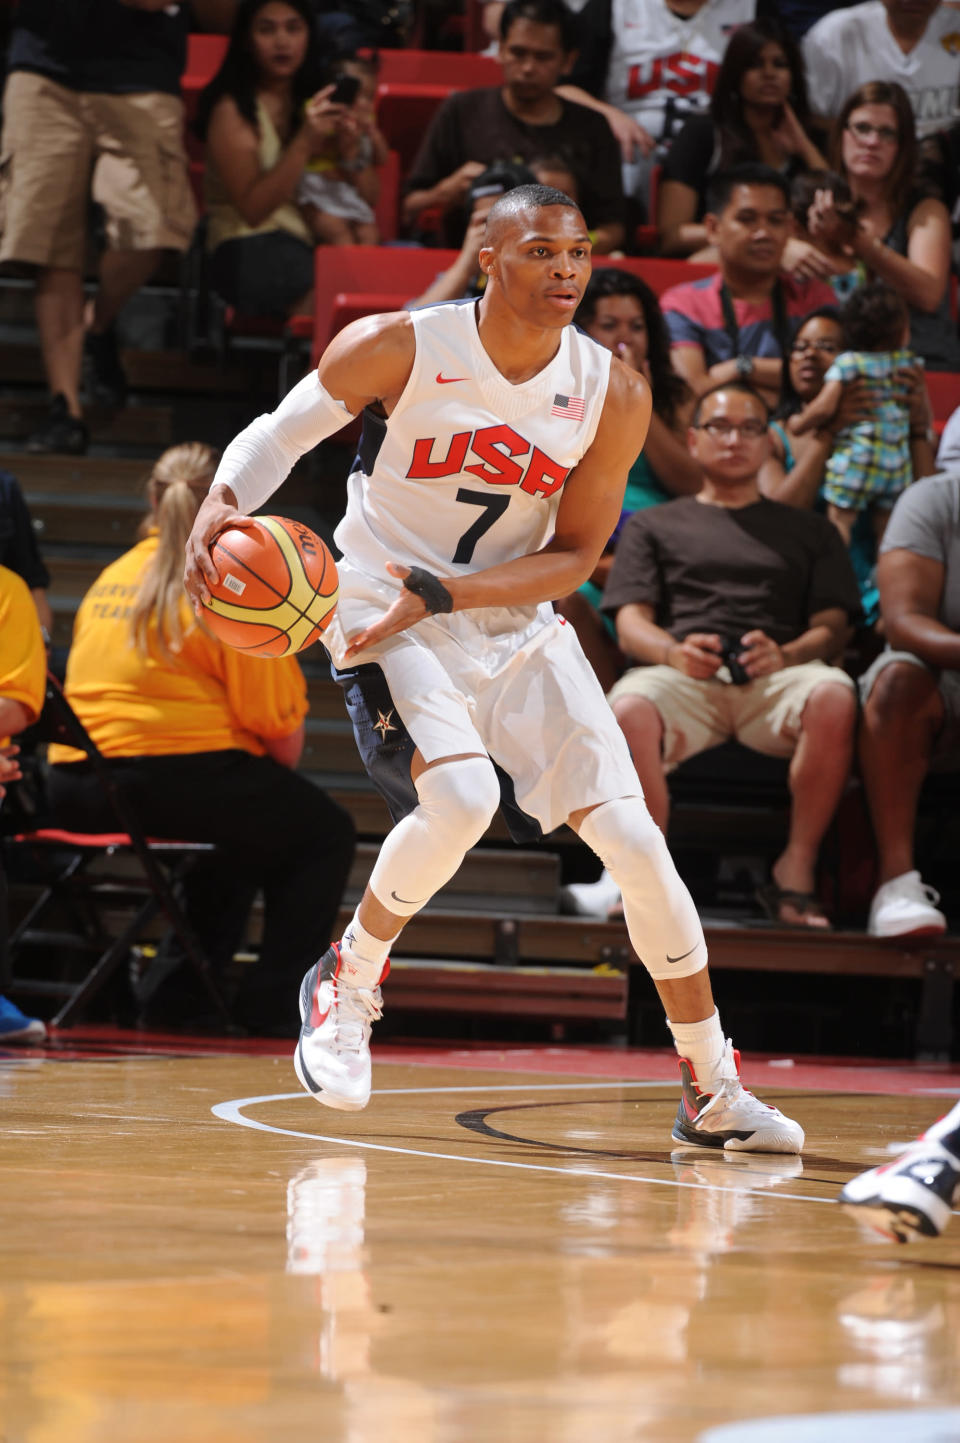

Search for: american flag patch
xmin=551 ymin=393 xmax=585 ymax=421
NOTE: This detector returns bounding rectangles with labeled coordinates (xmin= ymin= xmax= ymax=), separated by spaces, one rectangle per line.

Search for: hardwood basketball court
xmin=2 ymin=1032 xmax=959 ymax=1443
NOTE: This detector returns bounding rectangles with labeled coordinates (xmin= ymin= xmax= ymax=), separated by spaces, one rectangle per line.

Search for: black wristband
xmin=402 ymin=566 xmax=454 ymax=614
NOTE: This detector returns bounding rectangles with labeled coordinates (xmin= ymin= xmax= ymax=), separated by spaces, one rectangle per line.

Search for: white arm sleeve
xmin=211 ymin=370 xmax=356 ymax=514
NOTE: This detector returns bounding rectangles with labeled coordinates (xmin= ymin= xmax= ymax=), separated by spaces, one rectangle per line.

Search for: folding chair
xmin=8 ymin=674 xmax=231 ymax=1029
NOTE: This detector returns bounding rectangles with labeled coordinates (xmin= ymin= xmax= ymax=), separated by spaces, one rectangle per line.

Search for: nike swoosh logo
xmin=436 ymin=372 xmax=468 ymax=384
xmin=666 ymin=943 xmax=699 ymax=965
xmin=309 ymin=980 xmax=330 ymax=1028
xmin=391 ymin=888 xmax=426 ymax=905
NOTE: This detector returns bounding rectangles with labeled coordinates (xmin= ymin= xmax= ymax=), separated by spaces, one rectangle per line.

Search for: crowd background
xmin=2 ymin=0 xmax=960 ymax=1043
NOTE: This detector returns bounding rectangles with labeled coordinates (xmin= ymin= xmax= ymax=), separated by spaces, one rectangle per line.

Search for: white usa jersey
xmin=605 ymin=0 xmax=756 ymax=143
xmin=803 ymin=2 xmax=960 ymax=138
xmin=334 ymin=299 xmax=612 ymax=588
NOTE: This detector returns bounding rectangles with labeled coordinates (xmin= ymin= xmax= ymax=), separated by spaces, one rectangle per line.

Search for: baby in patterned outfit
xmin=790 ymin=282 xmax=914 ymax=546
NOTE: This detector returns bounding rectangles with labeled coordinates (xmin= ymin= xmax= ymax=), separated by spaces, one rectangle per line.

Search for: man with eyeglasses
xmin=803 ymin=1 xmax=960 ymax=138
xmin=660 ymin=164 xmax=837 ymax=412
xmin=599 ymin=380 xmax=861 ymax=929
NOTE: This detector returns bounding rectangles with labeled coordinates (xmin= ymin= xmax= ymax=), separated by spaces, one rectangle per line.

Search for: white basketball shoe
xmin=839 ymin=1116 xmax=960 ymax=1242
xmin=294 ymin=943 xmax=388 ymax=1111
xmin=671 ymin=1040 xmax=805 ymax=1154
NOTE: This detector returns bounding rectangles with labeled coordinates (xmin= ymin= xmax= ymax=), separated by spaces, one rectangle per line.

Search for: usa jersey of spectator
xmin=802 ymin=1 xmax=960 ymax=137
xmin=568 ymin=0 xmax=773 ymax=147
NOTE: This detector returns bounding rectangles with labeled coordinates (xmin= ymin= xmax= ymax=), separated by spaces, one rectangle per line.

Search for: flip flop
xmin=756 ymin=880 xmax=832 ymax=931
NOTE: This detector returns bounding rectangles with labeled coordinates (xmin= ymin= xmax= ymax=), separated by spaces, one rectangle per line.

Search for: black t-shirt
xmin=404 ymin=87 xmax=624 ymax=247
xmin=9 ymin=0 xmax=189 ymax=96
xmin=660 ymin=113 xmax=717 ymax=217
xmin=603 ymin=494 xmax=861 ymax=646
xmin=0 ymin=473 xmax=50 ymax=592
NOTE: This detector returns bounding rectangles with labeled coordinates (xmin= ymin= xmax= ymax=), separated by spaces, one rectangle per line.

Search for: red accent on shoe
xmin=379 ymin=958 xmax=391 ymax=985
xmin=311 ymin=943 xmax=341 ymax=1027
xmin=677 ymin=1054 xmax=701 ymax=1088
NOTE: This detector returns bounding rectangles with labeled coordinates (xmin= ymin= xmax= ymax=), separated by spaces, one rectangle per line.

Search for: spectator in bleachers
xmin=657 ymin=19 xmax=827 ymax=261
xmin=760 ymin=304 xmax=936 ymax=630
xmin=660 ymin=164 xmax=837 ymax=411
xmin=197 ymin=0 xmax=348 ymax=318
xmin=788 ymin=283 xmax=917 ymax=547
xmin=0 ymin=472 xmax=52 ymax=640
xmin=0 ymin=563 xmax=47 ymax=1043
xmin=555 ymin=0 xmax=777 ymax=209
xmin=805 ymin=81 xmax=960 ymax=371
xmin=0 ymin=0 xmax=234 ymax=456
xmin=802 ymin=1 xmax=960 ymax=141
xmin=556 ymin=266 xmax=700 ymax=691
xmin=297 ymin=55 xmax=389 ymax=245
xmin=567 ymin=381 xmax=860 ymax=927
xmin=44 ymin=443 xmax=356 ymax=1034
xmin=857 ymin=471 xmax=960 ymax=936
xmin=402 ymin=0 xmax=624 ymax=252
xmin=408 ymin=154 xmax=576 ymax=308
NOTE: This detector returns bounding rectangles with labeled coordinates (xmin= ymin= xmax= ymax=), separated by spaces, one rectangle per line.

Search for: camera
xmin=722 ymin=639 xmax=751 ymax=686
xmin=329 ymin=73 xmax=362 ymax=106
xmin=468 ymin=159 xmax=537 ymax=208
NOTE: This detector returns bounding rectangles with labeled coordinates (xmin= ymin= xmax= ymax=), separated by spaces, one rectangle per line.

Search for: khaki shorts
xmin=0 ymin=70 xmax=196 ymax=269
xmin=607 ymin=659 xmax=856 ymax=770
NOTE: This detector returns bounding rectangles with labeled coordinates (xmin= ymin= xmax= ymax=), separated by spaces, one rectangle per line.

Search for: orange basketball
xmin=201 ymin=515 xmax=339 ymax=658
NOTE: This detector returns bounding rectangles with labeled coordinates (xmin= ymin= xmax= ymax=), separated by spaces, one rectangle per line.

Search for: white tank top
xmin=334 ymin=299 xmax=612 ymax=586
xmin=605 ymin=0 xmax=756 ymax=143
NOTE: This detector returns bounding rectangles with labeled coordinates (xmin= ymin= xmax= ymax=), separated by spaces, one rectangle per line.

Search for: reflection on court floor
xmin=1 ymin=1036 xmax=959 ymax=1443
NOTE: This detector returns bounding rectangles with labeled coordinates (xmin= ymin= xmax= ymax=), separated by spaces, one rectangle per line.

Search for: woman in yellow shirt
xmin=46 ymin=442 xmax=355 ymax=1034
xmin=0 ymin=563 xmax=47 ymax=1043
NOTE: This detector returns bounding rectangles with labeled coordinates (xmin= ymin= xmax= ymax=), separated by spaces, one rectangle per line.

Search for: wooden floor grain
xmin=2 ymin=1047 xmax=959 ymax=1443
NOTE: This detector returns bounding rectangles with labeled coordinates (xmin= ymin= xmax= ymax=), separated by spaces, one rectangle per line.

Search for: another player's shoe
xmin=839 ymin=1127 xmax=960 ymax=1243
xmin=294 ymin=943 xmax=388 ymax=1112
xmin=671 ymin=1041 xmax=805 ymax=1154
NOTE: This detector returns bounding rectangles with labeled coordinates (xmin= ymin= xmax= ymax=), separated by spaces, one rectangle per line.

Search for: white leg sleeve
xmin=578 ymin=797 xmax=707 ymax=980
xmin=367 ymin=757 xmax=501 ymax=917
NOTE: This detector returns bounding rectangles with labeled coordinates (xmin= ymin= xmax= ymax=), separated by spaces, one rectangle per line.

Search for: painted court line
xmin=211 ymin=1084 xmax=834 ymax=1208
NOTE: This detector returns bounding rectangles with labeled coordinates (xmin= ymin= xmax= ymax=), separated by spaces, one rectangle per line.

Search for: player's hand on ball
xmin=183 ymin=484 xmax=258 ymax=612
xmin=342 ymin=563 xmax=428 ymax=659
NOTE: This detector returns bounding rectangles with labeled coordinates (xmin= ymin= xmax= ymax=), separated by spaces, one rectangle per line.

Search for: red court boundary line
xmin=2 ymin=1026 xmax=959 ymax=1095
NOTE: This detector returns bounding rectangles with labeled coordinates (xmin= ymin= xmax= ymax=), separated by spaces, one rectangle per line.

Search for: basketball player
xmin=183 ymin=184 xmax=803 ymax=1154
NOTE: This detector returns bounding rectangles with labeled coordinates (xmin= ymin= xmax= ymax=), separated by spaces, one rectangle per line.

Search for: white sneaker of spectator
xmin=560 ymin=866 xmax=622 ymax=918
xmin=868 ymin=870 xmax=947 ymax=939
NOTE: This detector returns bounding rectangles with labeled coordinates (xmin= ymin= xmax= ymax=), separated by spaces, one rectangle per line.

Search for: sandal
xmin=756 ymin=880 xmax=832 ymax=931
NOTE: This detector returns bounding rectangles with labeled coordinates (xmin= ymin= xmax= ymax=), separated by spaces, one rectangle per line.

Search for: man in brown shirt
xmin=402 ymin=0 xmax=624 ymax=251
xmin=600 ymin=381 xmax=860 ymax=928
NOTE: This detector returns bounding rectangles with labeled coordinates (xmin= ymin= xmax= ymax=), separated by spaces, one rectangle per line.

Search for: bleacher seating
xmin=925 ymin=369 xmax=960 ymax=435
xmin=2 ymin=30 xmax=959 ymax=1043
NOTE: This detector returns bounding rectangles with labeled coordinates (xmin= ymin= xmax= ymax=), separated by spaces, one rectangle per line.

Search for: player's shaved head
xmin=483 ymin=183 xmax=584 ymax=246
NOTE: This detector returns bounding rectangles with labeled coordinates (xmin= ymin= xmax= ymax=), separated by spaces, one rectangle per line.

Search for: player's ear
xmin=478 ymin=245 xmax=496 ymax=276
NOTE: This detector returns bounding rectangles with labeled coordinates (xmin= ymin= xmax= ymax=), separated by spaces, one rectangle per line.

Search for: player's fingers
xmin=385 ymin=561 xmax=411 ymax=581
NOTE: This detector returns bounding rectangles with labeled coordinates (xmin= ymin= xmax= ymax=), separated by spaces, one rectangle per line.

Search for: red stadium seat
xmin=374 ymin=49 xmax=501 ymax=87
xmin=311 ymin=244 xmax=460 ymax=362
xmin=925 ymin=370 xmax=960 ymax=435
xmin=593 ymin=256 xmax=716 ymax=295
